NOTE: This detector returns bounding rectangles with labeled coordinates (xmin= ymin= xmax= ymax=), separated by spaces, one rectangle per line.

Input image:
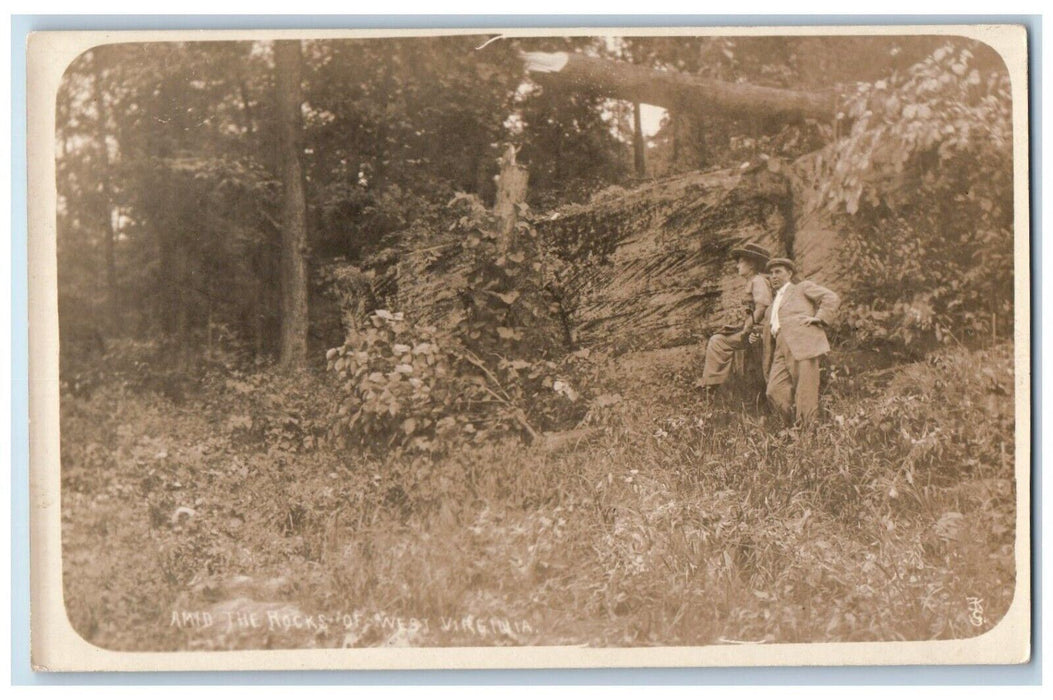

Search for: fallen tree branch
xmin=519 ymin=50 xmax=838 ymax=125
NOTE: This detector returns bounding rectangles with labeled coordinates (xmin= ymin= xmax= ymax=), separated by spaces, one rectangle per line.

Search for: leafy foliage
xmin=327 ymin=310 xmax=468 ymax=450
xmin=58 ymin=36 xmax=1014 ymax=366
xmin=58 ymin=42 xmax=285 ymax=359
xmin=513 ymin=81 xmax=633 ymax=207
xmin=326 ymin=192 xmax=595 ymax=451
xmin=57 ymin=37 xmax=635 ymax=367
xmin=303 ymin=37 xmax=524 ymax=258
xmin=818 ymin=42 xmax=1013 ymax=351
xmin=447 ymin=193 xmax=593 ymax=432
xmin=621 ymin=35 xmax=954 ymax=174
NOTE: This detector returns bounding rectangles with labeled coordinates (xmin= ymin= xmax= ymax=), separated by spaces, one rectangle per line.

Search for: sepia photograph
xmin=27 ymin=25 xmax=1030 ymax=670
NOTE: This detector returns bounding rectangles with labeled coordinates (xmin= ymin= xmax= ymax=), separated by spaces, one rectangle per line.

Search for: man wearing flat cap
xmin=699 ymin=242 xmax=773 ymax=392
xmin=765 ymin=257 xmax=840 ymax=427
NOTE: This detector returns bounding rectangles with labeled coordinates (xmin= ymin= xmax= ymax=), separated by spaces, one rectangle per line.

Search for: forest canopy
xmin=56 ymin=33 xmax=1012 ymax=380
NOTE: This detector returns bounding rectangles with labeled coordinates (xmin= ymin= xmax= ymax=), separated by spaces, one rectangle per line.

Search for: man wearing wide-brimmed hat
xmin=765 ymin=257 xmax=840 ymax=427
xmin=698 ymin=242 xmax=773 ymax=392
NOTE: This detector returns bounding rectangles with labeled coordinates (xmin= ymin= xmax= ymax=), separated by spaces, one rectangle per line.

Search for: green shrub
xmin=820 ymin=42 xmax=1013 ymax=352
xmin=326 ymin=193 xmax=594 ymax=451
xmin=326 ymin=306 xmax=595 ymax=452
xmin=327 ymin=310 xmax=472 ymax=451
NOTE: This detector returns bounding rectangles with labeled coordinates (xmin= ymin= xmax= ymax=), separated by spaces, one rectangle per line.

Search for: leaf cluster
xmin=817 ymin=42 xmax=1013 ymax=351
xmin=326 ymin=194 xmax=595 ymax=452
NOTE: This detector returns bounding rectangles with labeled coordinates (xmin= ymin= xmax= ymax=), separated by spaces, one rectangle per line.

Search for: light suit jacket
xmin=771 ymin=280 xmax=840 ymax=361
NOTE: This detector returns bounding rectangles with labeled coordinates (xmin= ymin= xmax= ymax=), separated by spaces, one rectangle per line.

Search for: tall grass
xmin=60 ymin=342 xmax=1016 ymax=650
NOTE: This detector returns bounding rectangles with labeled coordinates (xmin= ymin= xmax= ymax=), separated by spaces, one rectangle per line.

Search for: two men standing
xmin=701 ymin=247 xmax=840 ymax=428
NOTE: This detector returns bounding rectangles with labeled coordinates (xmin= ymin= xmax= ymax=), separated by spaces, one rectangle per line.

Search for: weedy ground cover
xmin=60 ymin=342 xmax=1016 ymax=650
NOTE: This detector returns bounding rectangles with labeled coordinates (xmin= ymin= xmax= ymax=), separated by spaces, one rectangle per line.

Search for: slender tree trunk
xmin=670 ymin=111 xmax=680 ymax=173
xmin=92 ymin=51 xmax=119 ymax=333
xmin=473 ymin=148 xmax=491 ymax=203
xmin=692 ymin=116 xmax=710 ymax=169
xmin=372 ymin=66 xmax=393 ymax=190
xmin=237 ymin=73 xmax=255 ymax=137
xmin=553 ymin=133 xmax=564 ymax=187
xmin=235 ymin=61 xmax=269 ymax=359
xmin=274 ymin=40 xmax=310 ymax=369
xmin=257 ymin=229 xmax=281 ymax=360
xmin=632 ymin=102 xmax=646 ymax=178
xmin=177 ymin=247 xmax=192 ymax=370
xmin=493 ymin=145 xmax=529 ymax=250
xmin=157 ymin=171 xmax=176 ymax=338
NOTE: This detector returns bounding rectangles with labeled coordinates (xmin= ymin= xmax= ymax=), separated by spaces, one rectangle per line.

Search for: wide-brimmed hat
xmin=766 ymin=257 xmax=797 ymax=274
xmin=728 ymin=242 xmax=771 ymax=266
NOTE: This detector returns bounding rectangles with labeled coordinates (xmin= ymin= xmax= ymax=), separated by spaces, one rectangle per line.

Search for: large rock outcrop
xmin=365 ymin=154 xmax=849 ymax=355
xmin=535 ymin=161 xmax=806 ymax=351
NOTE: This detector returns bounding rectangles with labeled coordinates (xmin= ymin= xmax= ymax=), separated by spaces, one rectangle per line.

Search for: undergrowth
xmin=60 ymin=342 xmax=1017 ymax=650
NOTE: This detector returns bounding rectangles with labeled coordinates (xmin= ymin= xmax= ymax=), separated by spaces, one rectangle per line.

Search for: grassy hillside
xmin=60 ymin=341 xmax=1016 ymax=650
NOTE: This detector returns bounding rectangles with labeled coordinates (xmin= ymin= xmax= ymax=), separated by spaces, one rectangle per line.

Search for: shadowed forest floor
xmin=60 ymin=342 xmax=1017 ymax=650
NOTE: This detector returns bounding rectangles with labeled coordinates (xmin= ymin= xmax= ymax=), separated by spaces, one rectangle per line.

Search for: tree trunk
xmin=237 ymin=74 xmax=255 ymax=137
xmin=520 ymin=51 xmax=837 ymax=125
xmin=493 ymin=144 xmax=529 ymax=250
xmin=632 ymin=102 xmax=646 ymax=178
xmin=92 ymin=51 xmax=119 ymax=334
xmin=670 ymin=111 xmax=680 ymax=173
xmin=158 ymin=218 xmax=176 ymax=337
xmin=274 ymin=40 xmax=310 ymax=369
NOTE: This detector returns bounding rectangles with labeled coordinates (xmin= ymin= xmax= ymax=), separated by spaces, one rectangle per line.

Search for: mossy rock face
xmin=786 ymin=151 xmax=852 ymax=287
xmin=375 ymin=154 xmax=850 ymax=354
xmin=535 ymin=163 xmax=799 ymax=352
xmin=532 ymin=151 xmax=858 ymax=353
